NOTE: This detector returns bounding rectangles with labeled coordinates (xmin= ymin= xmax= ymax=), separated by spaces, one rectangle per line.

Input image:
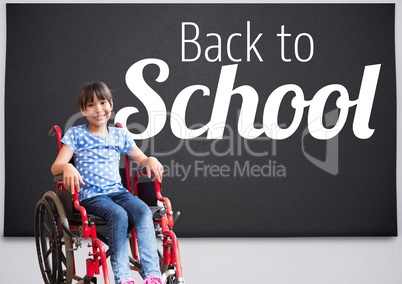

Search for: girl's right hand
xmin=62 ymin=163 xmax=85 ymax=194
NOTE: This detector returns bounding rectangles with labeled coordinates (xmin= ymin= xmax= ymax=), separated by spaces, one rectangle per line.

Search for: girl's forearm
xmin=51 ymin=162 xmax=69 ymax=176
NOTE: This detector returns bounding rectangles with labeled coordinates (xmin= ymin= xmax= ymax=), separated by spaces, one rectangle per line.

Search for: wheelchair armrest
xmin=53 ymin=174 xmax=92 ymax=237
xmin=54 ymin=174 xmax=63 ymax=182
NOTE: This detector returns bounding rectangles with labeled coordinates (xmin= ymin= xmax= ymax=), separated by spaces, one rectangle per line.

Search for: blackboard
xmin=5 ymin=4 xmax=396 ymax=237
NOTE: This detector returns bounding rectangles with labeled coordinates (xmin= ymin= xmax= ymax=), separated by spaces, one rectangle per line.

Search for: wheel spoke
xmin=44 ymin=245 xmax=53 ymax=259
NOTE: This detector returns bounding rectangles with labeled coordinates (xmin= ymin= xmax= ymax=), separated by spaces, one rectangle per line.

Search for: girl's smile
xmin=92 ymin=113 xmax=107 ymax=120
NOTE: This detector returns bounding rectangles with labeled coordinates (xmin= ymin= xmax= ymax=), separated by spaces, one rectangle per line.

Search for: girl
xmin=51 ymin=81 xmax=163 ymax=284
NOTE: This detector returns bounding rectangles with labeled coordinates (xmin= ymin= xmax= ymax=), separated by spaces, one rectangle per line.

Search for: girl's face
xmin=81 ymin=94 xmax=113 ymax=132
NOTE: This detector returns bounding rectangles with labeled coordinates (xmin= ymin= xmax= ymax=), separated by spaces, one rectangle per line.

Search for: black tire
xmin=35 ymin=192 xmax=73 ymax=284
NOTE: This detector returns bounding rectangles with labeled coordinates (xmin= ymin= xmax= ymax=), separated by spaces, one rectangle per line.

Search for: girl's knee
xmin=109 ymin=206 xmax=129 ymax=225
xmin=131 ymin=204 xmax=153 ymax=224
xmin=137 ymin=203 xmax=153 ymax=219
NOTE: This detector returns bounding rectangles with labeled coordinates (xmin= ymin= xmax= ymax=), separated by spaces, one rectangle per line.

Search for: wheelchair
xmin=34 ymin=124 xmax=184 ymax=284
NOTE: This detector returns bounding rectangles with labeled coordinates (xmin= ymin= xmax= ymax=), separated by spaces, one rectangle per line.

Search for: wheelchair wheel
xmin=35 ymin=192 xmax=74 ymax=284
xmin=162 ymin=267 xmax=178 ymax=284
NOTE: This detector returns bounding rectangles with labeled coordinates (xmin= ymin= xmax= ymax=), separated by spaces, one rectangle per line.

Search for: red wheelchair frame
xmin=34 ymin=124 xmax=184 ymax=284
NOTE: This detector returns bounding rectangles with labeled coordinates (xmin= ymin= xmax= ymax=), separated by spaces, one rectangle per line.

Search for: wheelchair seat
xmin=56 ymin=189 xmax=108 ymax=227
xmin=54 ymin=171 xmax=167 ymax=227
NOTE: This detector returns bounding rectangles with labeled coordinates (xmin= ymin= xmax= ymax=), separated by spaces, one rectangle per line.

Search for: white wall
xmin=1 ymin=0 xmax=400 ymax=283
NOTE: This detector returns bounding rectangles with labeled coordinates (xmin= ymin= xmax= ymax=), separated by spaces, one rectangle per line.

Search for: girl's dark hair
xmin=77 ymin=81 xmax=113 ymax=110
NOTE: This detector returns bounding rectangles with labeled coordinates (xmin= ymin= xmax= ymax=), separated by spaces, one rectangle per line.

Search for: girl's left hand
xmin=144 ymin=156 xmax=164 ymax=183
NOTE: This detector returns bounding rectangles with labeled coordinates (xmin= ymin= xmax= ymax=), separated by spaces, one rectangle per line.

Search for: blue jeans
xmin=81 ymin=191 xmax=161 ymax=284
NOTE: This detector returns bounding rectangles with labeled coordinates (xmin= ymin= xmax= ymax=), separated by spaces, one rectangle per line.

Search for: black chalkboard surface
xmin=5 ymin=4 xmax=396 ymax=237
